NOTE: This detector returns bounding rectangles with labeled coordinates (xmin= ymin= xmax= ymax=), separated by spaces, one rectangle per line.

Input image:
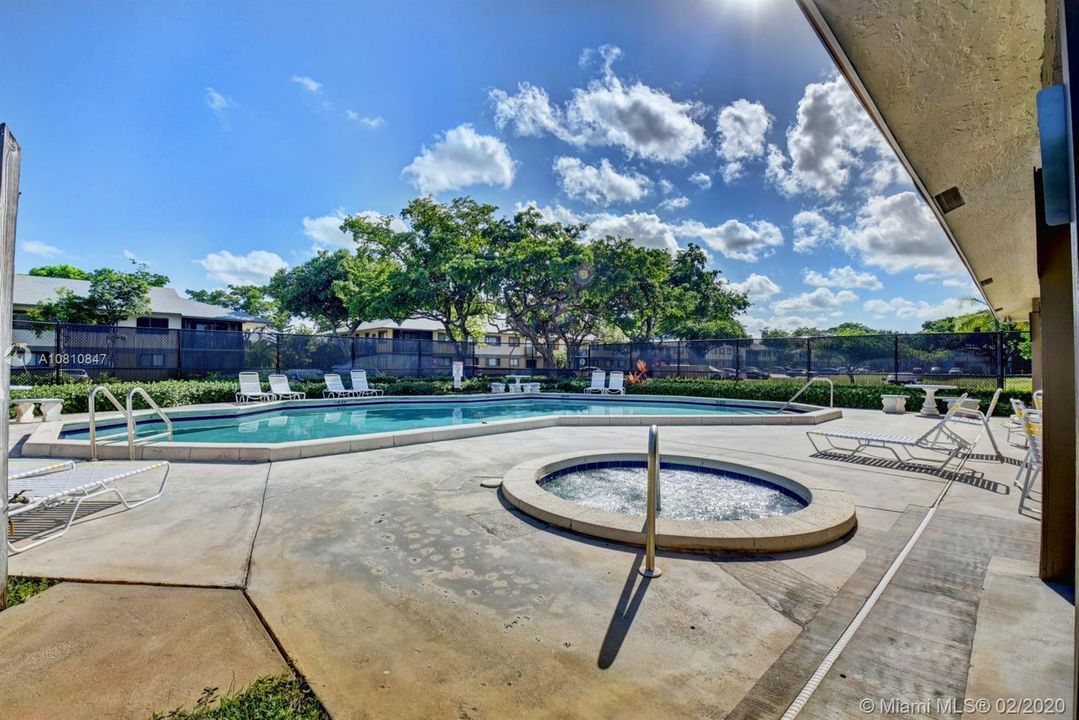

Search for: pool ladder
xmin=779 ymin=376 xmax=834 ymax=412
xmin=640 ymin=424 xmax=662 ymax=578
xmin=88 ymin=385 xmax=173 ymax=460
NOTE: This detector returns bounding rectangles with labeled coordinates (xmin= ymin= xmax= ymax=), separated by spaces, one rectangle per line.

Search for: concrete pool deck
xmin=1 ymin=408 xmax=1073 ymax=718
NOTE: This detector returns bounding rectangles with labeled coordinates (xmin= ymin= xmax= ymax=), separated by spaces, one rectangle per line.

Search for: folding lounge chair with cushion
xmin=323 ymin=373 xmax=363 ymax=398
xmin=268 ymin=374 xmax=306 ymax=400
xmin=236 ymin=372 xmax=276 ymax=403
xmin=6 ymin=460 xmax=170 ymax=553
xmin=807 ymin=394 xmax=983 ymax=472
xmin=7 ymin=459 xmax=75 ymax=481
xmin=350 ymin=370 xmax=384 ymax=397
xmin=584 ymin=370 xmax=606 ymax=394
xmin=606 ymin=371 xmax=626 ymax=395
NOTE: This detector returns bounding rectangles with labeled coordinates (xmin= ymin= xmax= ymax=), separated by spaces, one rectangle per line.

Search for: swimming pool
xmin=29 ymin=393 xmax=841 ymax=462
xmin=61 ymin=397 xmax=778 ymax=444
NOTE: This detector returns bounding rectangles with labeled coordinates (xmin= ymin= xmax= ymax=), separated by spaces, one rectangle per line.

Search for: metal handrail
xmin=126 ymin=388 xmax=173 ymax=460
xmin=779 ymin=376 xmax=834 ymax=412
xmin=639 ymin=424 xmax=662 ymax=578
xmin=88 ymin=386 xmax=129 ymax=461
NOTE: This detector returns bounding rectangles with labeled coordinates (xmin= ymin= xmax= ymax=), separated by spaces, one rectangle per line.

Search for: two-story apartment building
xmin=352 ymin=317 xmax=592 ymax=371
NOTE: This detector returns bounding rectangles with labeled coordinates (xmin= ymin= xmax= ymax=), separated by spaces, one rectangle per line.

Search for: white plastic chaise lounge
xmin=236 ymin=372 xmax=276 ymax=403
xmin=605 ymin=371 xmax=626 ymax=395
xmin=323 ymin=373 xmax=363 ymax=398
xmin=7 ymin=459 xmax=75 ymax=482
xmin=584 ymin=370 xmax=606 ymax=394
xmin=269 ymin=373 xmax=306 ymax=400
xmin=350 ymin=370 xmax=384 ymax=397
xmin=807 ymin=394 xmax=984 ymax=472
xmin=6 ymin=460 xmax=170 ymax=553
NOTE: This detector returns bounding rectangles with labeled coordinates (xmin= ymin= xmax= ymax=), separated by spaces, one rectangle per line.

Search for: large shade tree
xmin=28 ymin=267 xmax=152 ymax=325
xmin=267 ymin=250 xmax=387 ymax=334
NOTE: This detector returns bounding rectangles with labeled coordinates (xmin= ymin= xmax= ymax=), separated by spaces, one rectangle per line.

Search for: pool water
xmin=62 ymin=397 xmax=776 ymax=444
xmin=540 ymin=461 xmax=806 ymax=521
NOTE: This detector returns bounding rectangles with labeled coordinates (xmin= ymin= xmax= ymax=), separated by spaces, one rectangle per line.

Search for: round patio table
xmin=905 ymin=383 xmax=957 ymax=417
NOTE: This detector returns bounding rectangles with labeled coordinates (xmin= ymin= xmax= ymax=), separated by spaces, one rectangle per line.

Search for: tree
xmin=129 ymin=260 xmax=169 ymax=287
xmin=28 ymin=264 xmax=91 ymax=280
xmin=489 ymin=207 xmax=603 ymax=365
xmin=590 ymin=237 xmax=672 ymax=342
xmin=658 ymin=244 xmax=749 ymax=340
xmin=342 ymin=197 xmax=496 ymax=353
xmin=187 ymin=285 xmax=292 ymax=331
xmin=28 ymin=268 xmax=151 ymax=325
xmin=268 ymin=250 xmax=387 ymax=333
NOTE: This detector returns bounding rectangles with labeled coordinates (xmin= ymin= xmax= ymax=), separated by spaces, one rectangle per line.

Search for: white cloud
xmin=766 ymin=75 xmax=902 ymax=197
xmin=21 ymin=240 xmax=62 ymax=258
xmin=657 ymin=195 xmax=690 ymax=212
xmin=402 ymin=124 xmax=516 ymax=194
xmin=747 ymin=313 xmax=829 ymax=333
xmin=791 ymin=210 xmax=834 ymax=254
xmin=772 ymin=287 xmax=858 ymax=315
xmin=199 ymin=250 xmax=287 ymax=285
xmin=491 ymin=46 xmax=707 ymax=163
xmin=802 ymin=265 xmax=882 ymax=290
xmin=837 ymin=191 xmax=956 ymax=273
xmin=942 ymin=277 xmax=972 ymax=289
xmin=658 ymin=178 xmax=675 ymax=194
xmin=518 ymin=201 xmax=781 ymax=260
xmin=204 ymin=87 xmax=235 ymax=128
xmin=291 ymin=75 xmax=322 ymax=93
xmin=688 ymin=172 xmax=712 ymax=189
xmin=303 ymin=209 xmax=406 ymax=251
xmin=729 ymin=273 xmax=781 ymax=301
xmin=553 ymin=156 xmax=651 ymax=205
xmin=864 ymin=296 xmax=973 ymax=320
xmin=715 ymin=99 xmax=773 ymax=182
xmin=678 ymin=219 xmax=783 ymax=262
xmin=345 ymin=110 xmax=384 ymax=128
xmin=914 ymin=272 xmax=941 ymax=283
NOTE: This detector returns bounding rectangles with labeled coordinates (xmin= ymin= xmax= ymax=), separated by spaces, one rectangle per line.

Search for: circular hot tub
xmin=501 ymin=452 xmax=856 ymax=553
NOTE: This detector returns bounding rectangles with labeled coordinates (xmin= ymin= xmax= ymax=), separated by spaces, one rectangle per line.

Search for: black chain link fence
xmin=9 ymin=320 xmax=1032 ymax=391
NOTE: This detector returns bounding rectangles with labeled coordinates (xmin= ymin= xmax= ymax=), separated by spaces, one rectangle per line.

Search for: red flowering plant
xmin=627 ymin=359 xmax=649 ymax=384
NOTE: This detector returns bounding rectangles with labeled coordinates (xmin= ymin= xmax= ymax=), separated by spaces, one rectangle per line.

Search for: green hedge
xmin=10 ymin=375 xmax=1027 ymax=416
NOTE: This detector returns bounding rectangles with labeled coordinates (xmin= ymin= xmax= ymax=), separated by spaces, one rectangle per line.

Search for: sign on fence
xmin=452 ymin=361 xmax=463 ymax=390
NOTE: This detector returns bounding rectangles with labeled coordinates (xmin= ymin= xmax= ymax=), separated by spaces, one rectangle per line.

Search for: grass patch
xmin=150 ymin=675 xmax=327 ymax=720
xmin=3 ymin=575 xmax=59 ymax=609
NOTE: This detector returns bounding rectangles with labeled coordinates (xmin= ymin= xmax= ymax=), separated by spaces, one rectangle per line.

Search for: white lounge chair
xmin=807 ymin=394 xmax=982 ymax=472
xmin=350 ymin=370 xmax=384 ymax=397
xmin=323 ymin=373 xmax=363 ymax=398
xmin=236 ymin=372 xmax=276 ymax=403
xmin=268 ymin=374 xmax=306 ymax=400
xmin=6 ymin=460 xmax=170 ymax=553
xmin=584 ymin=370 xmax=606 ymax=394
xmin=606 ymin=371 xmax=625 ymax=395
xmin=7 ymin=459 xmax=75 ymax=481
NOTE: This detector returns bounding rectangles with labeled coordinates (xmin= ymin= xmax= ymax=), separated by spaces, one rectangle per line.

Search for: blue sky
xmin=2 ymin=0 xmax=976 ymax=332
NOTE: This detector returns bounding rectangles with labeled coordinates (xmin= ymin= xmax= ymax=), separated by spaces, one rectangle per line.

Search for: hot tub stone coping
xmin=21 ymin=394 xmax=842 ymax=463
xmin=500 ymin=450 xmax=857 ymax=553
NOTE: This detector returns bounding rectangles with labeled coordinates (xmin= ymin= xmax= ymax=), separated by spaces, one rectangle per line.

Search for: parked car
xmin=948 ymin=367 xmax=963 ymax=375
xmin=742 ymin=366 xmax=769 ymax=379
xmin=767 ymin=366 xmax=789 ymax=377
xmin=884 ymin=372 xmax=919 ymax=384
xmin=929 ymin=366 xmax=942 ymax=373
xmin=59 ymin=368 xmax=90 ymax=383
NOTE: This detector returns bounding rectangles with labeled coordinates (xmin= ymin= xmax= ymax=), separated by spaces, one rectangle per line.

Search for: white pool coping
xmin=21 ymin=393 xmax=842 ymax=463
xmin=501 ymin=451 xmax=858 ymax=553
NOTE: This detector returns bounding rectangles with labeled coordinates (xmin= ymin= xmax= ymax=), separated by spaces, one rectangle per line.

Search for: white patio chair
xmin=6 ymin=461 xmax=170 ymax=553
xmin=606 ymin=371 xmax=625 ymax=395
xmin=1033 ymin=389 xmax=1043 ymax=409
xmin=1017 ymin=410 xmax=1042 ymax=512
xmin=350 ymin=369 xmax=384 ymax=396
xmin=807 ymin=394 xmax=982 ymax=472
xmin=268 ymin=374 xmax=306 ymax=400
xmin=584 ymin=370 xmax=606 ymax=394
xmin=1005 ymin=398 xmax=1029 ymax=447
xmin=236 ymin=372 xmax=276 ymax=403
xmin=323 ymin=373 xmax=363 ymax=398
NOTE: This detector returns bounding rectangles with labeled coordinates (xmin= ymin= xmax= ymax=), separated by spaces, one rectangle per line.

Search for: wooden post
xmin=0 ymin=125 xmax=22 ymax=609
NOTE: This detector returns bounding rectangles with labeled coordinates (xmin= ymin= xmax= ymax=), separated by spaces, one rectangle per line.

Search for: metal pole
xmin=53 ymin=320 xmax=61 ymax=384
xmin=1 ymin=125 xmax=22 ymax=608
xmin=640 ymin=424 xmax=662 ymax=578
xmin=996 ymin=331 xmax=1006 ymax=390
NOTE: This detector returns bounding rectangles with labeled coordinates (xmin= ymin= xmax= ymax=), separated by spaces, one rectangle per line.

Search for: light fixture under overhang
xmin=933 ymin=186 xmax=965 ymax=214
xmin=979 ymin=277 xmax=994 ymax=287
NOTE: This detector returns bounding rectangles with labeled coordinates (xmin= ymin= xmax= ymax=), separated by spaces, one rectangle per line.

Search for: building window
xmin=136 ymin=317 xmax=169 ymax=329
xmin=507 ymin=336 xmax=519 ymax=347
xmin=486 ymin=357 xmax=501 ymax=367
xmin=509 ymin=358 xmax=520 ymax=367
xmin=484 ymin=335 xmax=501 ymax=346
xmin=138 ymin=353 xmax=166 ymax=368
xmin=435 ymin=356 xmax=452 ymax=367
